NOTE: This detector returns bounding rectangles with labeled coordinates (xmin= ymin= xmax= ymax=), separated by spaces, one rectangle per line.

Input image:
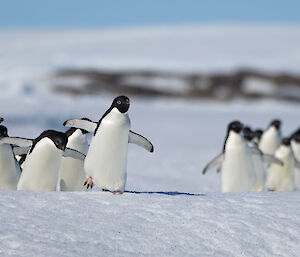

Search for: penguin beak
xmin=58 ymin=144 xmax=66 ymax=151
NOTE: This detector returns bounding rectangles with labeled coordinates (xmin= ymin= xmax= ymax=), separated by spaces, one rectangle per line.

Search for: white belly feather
xmin=259 ymin=127 xmax=281 ymax=155
xmin=57 ymin=130 xmax=88 ymax=191
xmin=291 ymin=141 xmax=300 ymax=190
xmin=18 ymin=138 xmax=62 ymax=191
xmin=266 ymin=145 xmax=295 ymax=191
xmin=0 ymin=144 xmax=20 ymax=190
xmin=84 ymin=108 xmax=130 ymax=191
xmin=222 ymin=132 xmax=256 ymax=192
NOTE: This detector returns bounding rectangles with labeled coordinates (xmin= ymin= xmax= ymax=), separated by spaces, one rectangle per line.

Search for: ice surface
xmin=1 ymin=190 xmax=300 ymax=257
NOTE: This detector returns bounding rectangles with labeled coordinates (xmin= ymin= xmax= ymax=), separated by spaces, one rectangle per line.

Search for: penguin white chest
xmin=18 ymin=138 xmax=63 ymax=191
xmin=222 ymin=132 xmax=255 ymax=192
xmin=259 ymin=127 xmax=281 ymax=155
xmin=291 ymin=141 xmax=300 ymax=190
xmin=57 ymin=130 xmax=88 ymax=191
xmin=267 ymin=145 xmax=294 ymax=191
xmin=0 ymin=144 xmax=20 ymax=189
xmin=84 ymin=108 xmax=130 ymax=191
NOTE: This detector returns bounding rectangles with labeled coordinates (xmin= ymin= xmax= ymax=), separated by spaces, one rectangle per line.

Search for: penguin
xmin=0 ymin=125 xmax=22 ymax=190
xmin=0 ymin=130 xmax=85 ymax=191
xmin=202 ymin=121 xmax=256 ymax=192
xmin=259 ymin=119 xmax=281 ymax=155
xmin=63 ymin=95 xmax=154 ymax=194
xmin=56 ymin=122 xmax=90 ymax=192
xmin=266 ymin=138 xmax=295 ymax=191
xmin=202 ymin=121 xmax=282 ymax=192
xmin=253 ymin=129 xmax=263 ymax=145
xmin=290 ymin=132 xmax=300 ymax=190
xmin=0 ymin=117 xmax=4 ymax=123
xmin=243 ymin=127 xmax=266 ymax=191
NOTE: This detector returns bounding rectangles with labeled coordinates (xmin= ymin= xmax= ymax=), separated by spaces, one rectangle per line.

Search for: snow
xmin=1 ymin=191 xmax=300 ymax=257
xmin=242 ymin=77 xmax=277 ymax=96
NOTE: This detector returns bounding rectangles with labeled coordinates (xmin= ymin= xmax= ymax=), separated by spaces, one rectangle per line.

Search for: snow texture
xmin=1 ymin=191 xmax=300 ymax=257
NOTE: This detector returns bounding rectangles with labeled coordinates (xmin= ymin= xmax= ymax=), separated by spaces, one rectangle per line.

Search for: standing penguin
xmin=253 ymin=129 xmax=263 ymax=145
xmin=203 ymin=121 xmax=256 ymax=192
xmin=291 ymin=132 xmax=300 ymax=190
xmin=64 ymin=96 xmax=154 ymax=194
xmin=243 ymin=127 xmax=266 ymax=191
xmin=266 ymin=138 xmax=295 ymax=191
xmin=0 ymin=130 xmax=85 ymax=191
xmin=56 ymin=123 xmax=90 ymax=192
xmin=259 ymin=119 xmax=281 ymax=155
xmin=0 ymin=125 xmax=22 ymax=190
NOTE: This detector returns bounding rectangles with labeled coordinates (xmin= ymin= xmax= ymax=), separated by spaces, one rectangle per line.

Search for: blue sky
xmin=1 ymin=0 xmax=299 ymax=27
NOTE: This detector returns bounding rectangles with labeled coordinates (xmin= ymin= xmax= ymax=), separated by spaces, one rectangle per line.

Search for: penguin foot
xmin=84 ymin=177 xmax=94 ymax=189
xmin=113 ymin=189 xmax=123 ymax=195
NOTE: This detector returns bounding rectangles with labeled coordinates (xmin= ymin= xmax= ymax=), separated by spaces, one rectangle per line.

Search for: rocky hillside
xmin=51 ymin=69 xmax=300 ymax=102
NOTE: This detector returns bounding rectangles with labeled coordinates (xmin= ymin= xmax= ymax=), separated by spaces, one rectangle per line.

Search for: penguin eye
xmin=117 ymin=100 xmax=121 ymax=105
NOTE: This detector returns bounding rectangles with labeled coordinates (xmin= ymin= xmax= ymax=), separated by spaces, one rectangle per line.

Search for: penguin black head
xmin=291 ymin=128 xmax=300 ymax=138
xmin=37 ymin=130 xmax=68 ymax=151
xmin=0 ymin=125 xmax=8 ymax=138
xmin=243 ymin=127 xmax=254 ymax=142
xmin=65 ymin=117 xmax=91 ymax=136
xmin=254 ymin=129 xmax=263 ymax=141
xmin=228 ymin=121 xmax=244 ymax=134
xmin=0 ymin=117 xmax=4 ymax=123
xmin=292 ymin=133 xmax=300 ymax=143
xmin=282 ymin=137 xmax=290 ymax=146
xmin=112 ymin=96 xmax=130 ymax=113
xmin=270 ymin=119 xmax=281 ymax=130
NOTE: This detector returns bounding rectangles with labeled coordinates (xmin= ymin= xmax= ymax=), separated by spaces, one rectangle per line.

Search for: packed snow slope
xmin=1 ymin=191 xmax=300 ymax=257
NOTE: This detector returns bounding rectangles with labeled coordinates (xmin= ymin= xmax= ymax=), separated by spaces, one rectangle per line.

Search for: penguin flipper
xmin=129 ymin=131 xmax=154 ymax=152
xmin=249 ymin=146 xmax=262 ymax=155
xmin=13 ymin=146 xmax=31 ymax=156
xmin=0 ymin=137 xmax=33 ymax=147
xmin=63 ymin=119 xmax=97 ymax=132
xmin=63 ymin=147 xmax=86 ymax=161
xmin=262 ymin=154 xmax=283 ymax=166
xmin=294 ymin=158 xmax=300 ymax=170
xmin=202 ymin=153 xmax=223 ymax=175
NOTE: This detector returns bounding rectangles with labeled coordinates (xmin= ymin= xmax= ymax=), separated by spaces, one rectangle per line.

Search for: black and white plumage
xmin=0 ymin=125 xmax=22 ymax=189
xmin=267 ymin=138 xmax=295 ymax=191
xmin=63 ymin=95 xmax=154 ymax=194
xmin=259 ymin=119 xmax=282 ymax=155
xmin=56 ymin=125 xmax=90 ymax=192
xmin=203 ymin=121 xmax=256 ymax=192
xmin=0 ymin=130 xmax=85 ymax=191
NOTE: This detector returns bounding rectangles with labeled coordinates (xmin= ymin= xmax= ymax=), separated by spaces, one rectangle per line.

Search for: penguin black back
xmin=30 ymin=130 xmax=68 ymax=154
xmin=0 ymin=125 xmax=8 ymax=138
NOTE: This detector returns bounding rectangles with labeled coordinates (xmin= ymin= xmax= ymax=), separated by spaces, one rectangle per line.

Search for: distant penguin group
xmin=0 ymin=96 xmax=154 ymax=194
xmin=1 ymin=96 xmax=300 ymax=194
xmin=203 ymin=119 xmax=300 ymax=192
